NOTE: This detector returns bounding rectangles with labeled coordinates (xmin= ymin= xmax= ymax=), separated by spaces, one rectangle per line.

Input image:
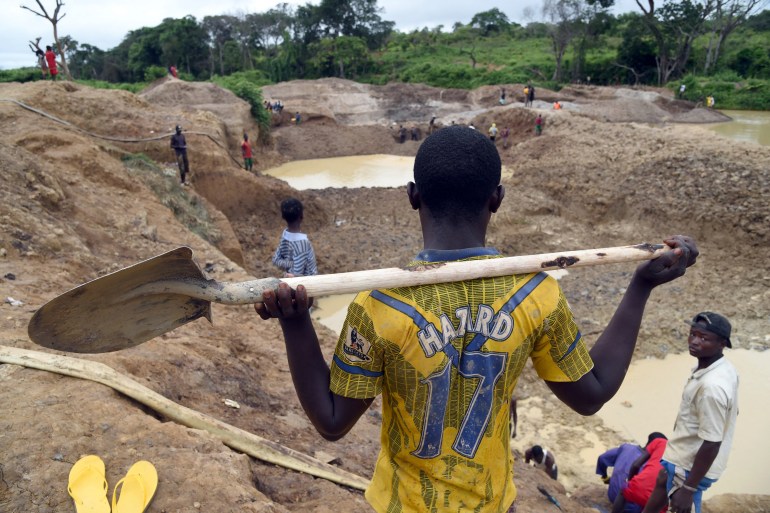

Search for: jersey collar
xmin=415 ymin=247 xmax=500 ymax=262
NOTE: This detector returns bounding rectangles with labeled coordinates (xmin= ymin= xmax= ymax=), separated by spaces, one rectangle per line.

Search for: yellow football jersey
xmin=330 ymin=249 xmax=593 ymax=512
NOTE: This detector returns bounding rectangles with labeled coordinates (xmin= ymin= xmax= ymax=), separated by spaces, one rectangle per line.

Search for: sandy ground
xmin=0 ymin=77 xmax=768 ymax=513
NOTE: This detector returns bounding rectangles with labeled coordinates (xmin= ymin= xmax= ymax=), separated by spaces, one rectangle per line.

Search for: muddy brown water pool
xmin=704 ymin=109 xmax=770 ymax=147
xmin=263 ymin=154 xmax=514 ymax=189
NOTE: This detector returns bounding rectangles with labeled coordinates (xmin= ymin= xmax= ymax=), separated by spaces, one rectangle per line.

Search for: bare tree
xmin=703 ymin=0 xmax=768 ymax=74
xmin=21 ymin=0 xmax=72 ymax=80
xmin=460 ymin=40 xmax=478 ymax=69
xmin=542 ymin=0 xmax=586 ymax=81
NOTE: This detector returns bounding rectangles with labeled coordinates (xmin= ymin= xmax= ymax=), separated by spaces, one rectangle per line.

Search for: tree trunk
xmin=52 ymin=27 xmax=72 ymax=80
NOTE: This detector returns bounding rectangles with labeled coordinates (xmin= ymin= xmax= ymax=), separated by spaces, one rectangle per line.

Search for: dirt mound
xmin=1 ymin=78 xmax=767 ymax=513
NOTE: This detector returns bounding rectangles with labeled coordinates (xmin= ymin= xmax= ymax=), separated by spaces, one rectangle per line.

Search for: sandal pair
xmin=68 ymin=455 xmax=157 ymax=513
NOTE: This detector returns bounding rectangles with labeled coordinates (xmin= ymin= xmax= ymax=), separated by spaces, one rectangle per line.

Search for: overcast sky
xmin=1 ymin=0 xmax=640 ymax=70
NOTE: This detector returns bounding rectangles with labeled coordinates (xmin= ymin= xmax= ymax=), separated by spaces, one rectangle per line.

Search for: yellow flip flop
xmin=67 ymin=455 xmax=110 ymax=513
xmin=112 ymin=460 xmax=158 ymax=513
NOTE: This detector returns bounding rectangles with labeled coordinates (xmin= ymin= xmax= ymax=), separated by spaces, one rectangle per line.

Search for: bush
xmin=144 ymin=65 xmax=169 ymax=82
xmin=212 ymin=74 xmax=271 ymax=144
xmin=0 ymin=67 xmax=44 ymax=83
xmin=76 ymin=80 xmax=146 ymax=93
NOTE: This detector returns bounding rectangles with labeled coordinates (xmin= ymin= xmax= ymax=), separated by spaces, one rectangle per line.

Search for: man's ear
xmin=489 ymin=184 xmax=505 ymax=213
xmin=407 ymin=182 xmax=420 ymax=210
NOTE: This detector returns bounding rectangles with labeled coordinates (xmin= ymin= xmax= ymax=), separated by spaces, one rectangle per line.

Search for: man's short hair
xmin=413 ymin=125 xmax=501 ymax=220
xmin=281 ymin=197 xmax=303 ymax=223
xmin=531 ymin=445 xmax=544 ymax=459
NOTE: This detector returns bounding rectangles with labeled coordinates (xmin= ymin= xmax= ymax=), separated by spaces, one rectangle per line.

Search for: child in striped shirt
xmin=272 ymin=198 xmax=317 ymax=277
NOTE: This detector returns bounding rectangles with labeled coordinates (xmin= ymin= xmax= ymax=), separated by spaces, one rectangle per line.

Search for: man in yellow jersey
xmin=255 ymin=126 xmax=699 ymax=513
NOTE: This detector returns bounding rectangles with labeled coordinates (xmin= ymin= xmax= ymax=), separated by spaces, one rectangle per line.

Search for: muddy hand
xmin=254 ymin=282 xmax=313 ymax=320
xmin=634 ymin=235 xmax=699 ymax=288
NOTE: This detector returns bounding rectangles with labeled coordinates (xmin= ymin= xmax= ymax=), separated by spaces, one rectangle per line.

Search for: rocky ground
xmin=0 ymin=77 xmax=768 ymax=513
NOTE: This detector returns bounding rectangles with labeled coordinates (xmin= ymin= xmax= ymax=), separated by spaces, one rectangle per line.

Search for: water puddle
xmin=263 ymin=154 xmax=514 ymax=190
xmin=704 ymin=109 xmax=770 ymax=147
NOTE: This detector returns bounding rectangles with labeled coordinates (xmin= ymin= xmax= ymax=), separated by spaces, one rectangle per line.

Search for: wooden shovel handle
xmin=137 ymin=243 xmax=666 ymax=304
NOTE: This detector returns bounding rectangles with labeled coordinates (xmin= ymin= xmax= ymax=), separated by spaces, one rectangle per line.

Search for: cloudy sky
xmin=1 ymin=0 xmax=640 ymax=70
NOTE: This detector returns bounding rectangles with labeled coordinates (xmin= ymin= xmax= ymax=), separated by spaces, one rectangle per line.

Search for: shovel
xmin=28 ymin=243 xmax=666 ymax=353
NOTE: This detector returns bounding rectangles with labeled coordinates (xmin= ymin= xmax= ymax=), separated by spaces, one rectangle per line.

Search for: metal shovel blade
xmin=28 ymin=247 xmax=212 ymax=353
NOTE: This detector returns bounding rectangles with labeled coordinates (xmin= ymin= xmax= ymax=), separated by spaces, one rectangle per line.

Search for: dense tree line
xmin=23 ymin=0 xmax=770 ymax=87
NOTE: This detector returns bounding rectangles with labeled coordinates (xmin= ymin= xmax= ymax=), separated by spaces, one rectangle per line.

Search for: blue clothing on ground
xmin=596 ymin=443 xmax=644 ymax=503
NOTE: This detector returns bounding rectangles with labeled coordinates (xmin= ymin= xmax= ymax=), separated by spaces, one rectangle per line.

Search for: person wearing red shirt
xmin=241 ymin=133 xmax=253 ymax=171
xmin=612 ymin=433 xmax=668 ymax=513
xmin=44 ymin=46 xmax=58 ymax=80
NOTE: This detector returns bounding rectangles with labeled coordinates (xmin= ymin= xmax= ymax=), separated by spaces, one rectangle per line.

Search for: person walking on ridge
xmin=170 ymin=125 xmax=190 ymax=185
xmin=254 ymin=126 xmax=698 ymax=513
xmin=535 ymin=114 xmax=544 ymax=136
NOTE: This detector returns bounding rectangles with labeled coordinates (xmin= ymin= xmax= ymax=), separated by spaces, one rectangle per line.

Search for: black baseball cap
xmin=686 ymin=312 xmax=732 ymax=348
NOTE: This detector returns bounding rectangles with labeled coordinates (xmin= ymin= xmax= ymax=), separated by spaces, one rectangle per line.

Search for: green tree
xmin=469 ymin=8 xmax=511 ymax=36
xmin=615 ymin=13 xmax=658 ymax=84
xmin=158 ymin=16 xmax=209 ymax=76
xmin=202 ymin=15 xmax=237 ymax=76
xmin=703 ymin=0 xmax=767 ymax=74
xmin=310 ymin=35 xmax=370 ymax=78
xmin=635 ymin=0 xmax=715 ymax=84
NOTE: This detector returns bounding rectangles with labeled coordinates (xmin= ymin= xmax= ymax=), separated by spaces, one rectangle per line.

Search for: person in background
xmin=34 ymin=49 xmax=48 ymax=79
xmin=525 ymin=445 xmax=558 ymax=480
xmin=597 ymin=441 xmax=645 ymax=505
xmin=44 ymin=45 xmax=58 ymax=80
xmin=170 ymin=125 xmax=190 ymax=186
xmin=271 ymin=198 xmax=317 ymax=277
xmin=488 ymin=122 xmax=499 ymax=142
xmin=642 ymin=312 xmax=738 ymax=513
xmin=501 ymin=126 xmax=510 ymax=149
xmin=535 ymin=114 xmax=544 ymax=136
xmin=241 ymin=133 xmax=253 ymax=172
xmin=609 ymin=432 xmax=668 ymax=513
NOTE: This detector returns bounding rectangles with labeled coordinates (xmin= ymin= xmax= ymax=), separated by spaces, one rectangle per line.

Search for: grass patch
xmin=121 ymin=153 xmax=222 ymax=244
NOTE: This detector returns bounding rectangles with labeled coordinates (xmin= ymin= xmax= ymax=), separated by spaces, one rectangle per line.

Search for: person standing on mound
xmin=255 ymin=126 xmax=698 ymax=513
xmin=170 ymin=125 xmax=190 ymax=185
xmin=44 ymin=46 xmax=58 ymax=80
xmin=241 ymin=133 xmax=253 ymax=172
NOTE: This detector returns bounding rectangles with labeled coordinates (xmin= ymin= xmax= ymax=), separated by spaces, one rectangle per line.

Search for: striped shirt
xmin=272 ymin=229 xmax=317 ymax=276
